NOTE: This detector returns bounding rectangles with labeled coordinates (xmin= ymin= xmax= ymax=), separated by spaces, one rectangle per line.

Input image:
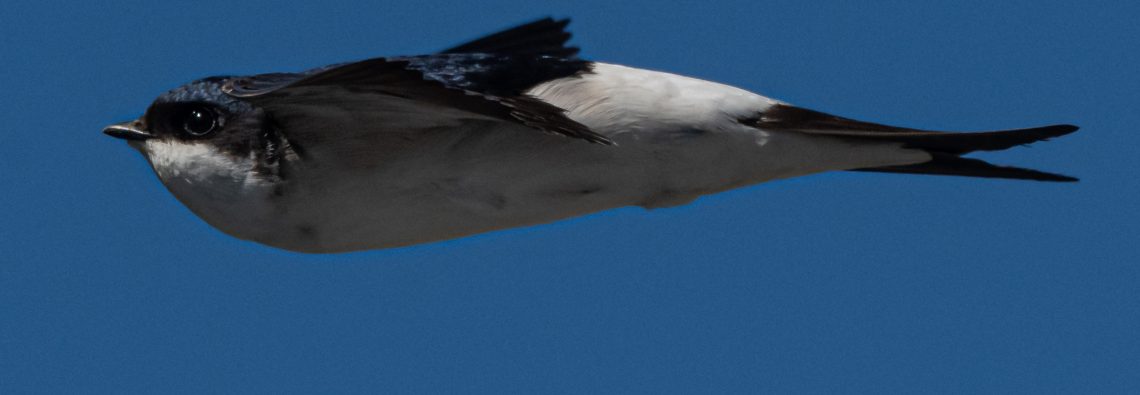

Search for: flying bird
xmin=104 ymin=18 xmax=1078 ymax=253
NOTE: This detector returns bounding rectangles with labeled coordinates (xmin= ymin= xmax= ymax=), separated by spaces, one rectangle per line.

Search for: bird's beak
xmin=103 ymin=119 xmax=153 ymax=141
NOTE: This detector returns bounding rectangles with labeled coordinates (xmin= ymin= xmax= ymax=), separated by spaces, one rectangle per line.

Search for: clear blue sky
xmin=2 ymin=0 xmax=1137 ymax=393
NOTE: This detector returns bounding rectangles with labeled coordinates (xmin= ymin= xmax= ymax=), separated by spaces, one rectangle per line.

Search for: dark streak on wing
xmin=223 ymin=57 xmax=612 ymax=145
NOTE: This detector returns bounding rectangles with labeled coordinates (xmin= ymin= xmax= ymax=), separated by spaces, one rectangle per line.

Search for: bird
xmin=104 ymin=18 xmax=1078 ymax=253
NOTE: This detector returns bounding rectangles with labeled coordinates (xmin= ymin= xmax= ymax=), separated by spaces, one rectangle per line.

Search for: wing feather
xmin=223 ymin=57 xmax=612 ymax=145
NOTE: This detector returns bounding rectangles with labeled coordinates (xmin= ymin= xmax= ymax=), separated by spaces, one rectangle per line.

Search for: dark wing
xmin=441 ymin=17 xmax=579 ymax=58
xmin=223 ymin=57 xmax=610 ymax=146
xmin=750 ymin=104 xmax=1079 ymax=181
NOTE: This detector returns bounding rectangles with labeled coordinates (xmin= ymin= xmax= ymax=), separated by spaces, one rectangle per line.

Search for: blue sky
xmin=2 ymin=0 xmax=1137 ymax=393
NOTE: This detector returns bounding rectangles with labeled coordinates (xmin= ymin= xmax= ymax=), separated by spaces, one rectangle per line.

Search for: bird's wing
xmin=223 ymin=56 xmax=608 ymax=144
xmin=220 ymin=18 xmax=609 ymax=167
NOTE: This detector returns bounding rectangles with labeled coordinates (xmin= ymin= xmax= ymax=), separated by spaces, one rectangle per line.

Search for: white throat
xmin=140 ymin=139 xmax=279 ymax=238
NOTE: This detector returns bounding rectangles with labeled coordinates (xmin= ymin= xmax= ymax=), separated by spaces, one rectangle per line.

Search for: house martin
xmin=104 ymin=18 xmax=1078 ymax=253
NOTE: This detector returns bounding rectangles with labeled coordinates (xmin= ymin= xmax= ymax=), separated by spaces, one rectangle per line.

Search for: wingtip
xmin=441 ymin=16 xmax=579 ymax=57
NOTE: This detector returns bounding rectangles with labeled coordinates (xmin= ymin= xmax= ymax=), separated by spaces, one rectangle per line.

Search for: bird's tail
xmin=752 ymin=105 xmax=1080 ymax=182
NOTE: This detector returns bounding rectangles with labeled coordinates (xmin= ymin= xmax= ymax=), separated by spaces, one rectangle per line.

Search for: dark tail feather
xmin=751 ymin=105 xmax=1080 ymax=182
xmin=878 ymin=124 xmax=1079 ymax=155
xmin=853 ymin=152 xmax=1079 ymax=182
xmin=852 ymin=125 xmax=1080 ymax=182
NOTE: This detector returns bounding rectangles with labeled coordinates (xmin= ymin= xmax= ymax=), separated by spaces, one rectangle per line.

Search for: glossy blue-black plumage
xmin=150 ymin=77 xmax=250 ymax=114
xmin=139 ymin=17 xmax=611 ymax=147
xmin=397 ymin=53 xmax=590 ymax=97
xmin=150 ymin=16 xmax=586 ymax=122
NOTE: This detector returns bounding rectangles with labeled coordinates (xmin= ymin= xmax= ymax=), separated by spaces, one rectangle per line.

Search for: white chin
xmin=141 ymin=139 xmax=260 ymax=187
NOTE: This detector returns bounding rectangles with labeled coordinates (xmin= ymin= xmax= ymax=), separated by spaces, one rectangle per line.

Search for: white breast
xmin=141 ymin=139 xmax=279 ymax=240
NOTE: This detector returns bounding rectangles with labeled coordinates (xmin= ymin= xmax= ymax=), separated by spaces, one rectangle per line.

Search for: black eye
xmin=181 ymin=106 xmax=218 ymax=137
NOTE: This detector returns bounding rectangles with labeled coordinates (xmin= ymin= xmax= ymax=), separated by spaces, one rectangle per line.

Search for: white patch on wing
xmin=527 ymin=62 xmax=780 ymax=137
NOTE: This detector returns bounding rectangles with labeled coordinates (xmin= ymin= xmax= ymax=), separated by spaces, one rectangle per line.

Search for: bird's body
xmin=106 ymin=18 xmax=1077 ymax=253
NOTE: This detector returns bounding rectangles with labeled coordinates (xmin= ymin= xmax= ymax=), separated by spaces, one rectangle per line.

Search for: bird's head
xmin=103 ymin=77 xmax=296 ymax=191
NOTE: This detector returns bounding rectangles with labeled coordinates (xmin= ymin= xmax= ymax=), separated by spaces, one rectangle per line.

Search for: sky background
xmin=2 ymin=0 xmax=1138 ymax=393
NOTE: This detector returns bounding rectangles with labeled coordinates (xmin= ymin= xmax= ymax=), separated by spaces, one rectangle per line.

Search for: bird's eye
xmin=181 ymin=106 xmax=218 ymax=137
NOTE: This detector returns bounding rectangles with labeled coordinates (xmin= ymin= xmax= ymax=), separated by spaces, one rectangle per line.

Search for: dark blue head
xmin=103 ymin=76 xmax=293 ymax=185
xmin=118 ymin=77 xmax=256 ymax=142
xmin=104 ymin=75 xmax=284 ymax=154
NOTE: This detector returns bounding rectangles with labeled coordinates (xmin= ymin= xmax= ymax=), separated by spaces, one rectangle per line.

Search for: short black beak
xmin=103 ymin=120 xmax=153 ymax=141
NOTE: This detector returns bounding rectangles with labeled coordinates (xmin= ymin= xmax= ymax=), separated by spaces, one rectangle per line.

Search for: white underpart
xmin=145 ymin=140 xmax=261 ymax=187
xmin=529 ymin=63 xmax=782 ymax=138
xmin=527 ymin=62 xmax=928 ymax=183
xmin=142 ymin=63 xmax=931 ymax=253
xmin=141 ymin=139 xmax=277 ymax=238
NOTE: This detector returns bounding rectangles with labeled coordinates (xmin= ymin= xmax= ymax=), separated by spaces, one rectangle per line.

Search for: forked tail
xmin=751 ymin=104 xmax=1080 ymax=182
